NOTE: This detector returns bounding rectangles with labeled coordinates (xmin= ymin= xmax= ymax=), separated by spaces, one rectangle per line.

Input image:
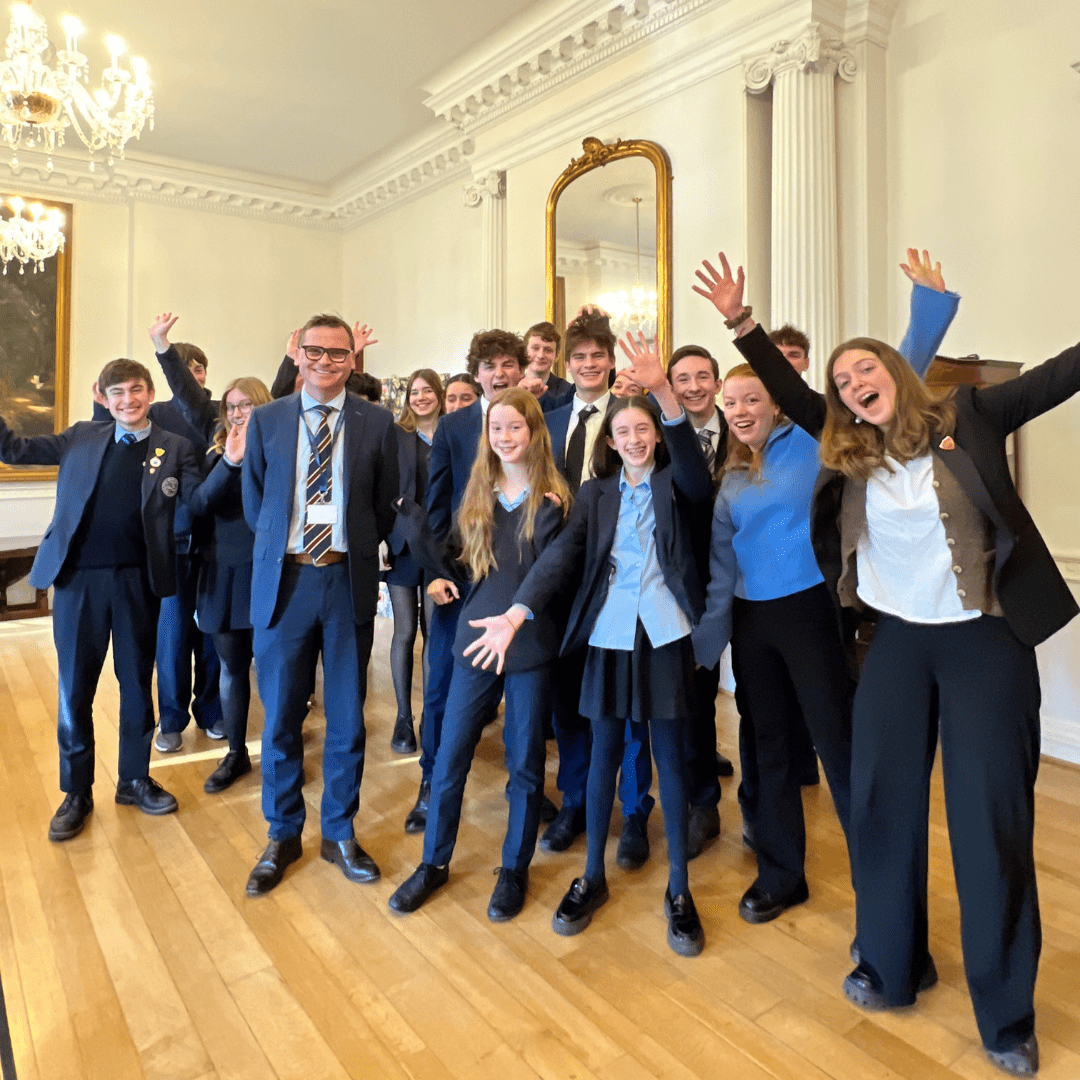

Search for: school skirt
xmin=580 ymin=619 xmax=696 ymax=723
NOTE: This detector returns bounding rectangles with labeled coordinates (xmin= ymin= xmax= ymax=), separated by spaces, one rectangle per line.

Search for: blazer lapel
xmin=651 ymin=465 xmax=674 ymax=557
xmin=341 ymin=396 xmax=366 ymax=517
xmin=596 ymin=478 xmax=621 ymax=564
xmin=141 ymin=425 xmax=163 ymax=506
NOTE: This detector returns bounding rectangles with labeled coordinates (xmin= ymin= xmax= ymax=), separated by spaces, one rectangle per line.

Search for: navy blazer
xmin=737 ymin=326 xmax=1080 ymax=648
xmin=539 ymin=376 xmax=575 ymax=413
xmin=545 ymin=402 xmax=572 ymax=475
xmin=425 ymin=399 xmax=483 ymax=543
xmin=242 ymin=391 xmax=398 ymax=629
xmin=514 ymin=415 xmax=713 ymax=655
xmin=0 ymin=418 xmax=202 ymax=597
xmin=387 ymin=425 xmax=430 ymax=558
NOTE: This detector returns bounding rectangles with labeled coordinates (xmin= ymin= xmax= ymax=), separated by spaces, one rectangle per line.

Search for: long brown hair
xmin=210 ymin=376 xmax=272 ymax=454
xmin=397 ymin=368 xmax=445 ymax=433
xmin=820 ymin=337 xmax=956 ymax=480
xmin=590 ymin=395 xmax=670 ymax=479
xmin=457 ymin=388 xmax=570 ymax=579
xmin=719 ymin=363 xmax=783 ymax=483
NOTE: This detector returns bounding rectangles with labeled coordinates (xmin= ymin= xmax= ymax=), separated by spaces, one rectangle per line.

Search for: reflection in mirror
xmin=546 ymin=138 xmax=672 ymax=364
xmin=556 ymin=156 xmax=657 ymax=343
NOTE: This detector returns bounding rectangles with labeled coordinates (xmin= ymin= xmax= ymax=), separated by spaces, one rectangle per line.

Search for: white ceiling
xmin=23 ymin=0 xmax=542 ymax=187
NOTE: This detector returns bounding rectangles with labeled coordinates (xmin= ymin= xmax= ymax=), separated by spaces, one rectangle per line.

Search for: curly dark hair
xmin=564 ymin=312 xmax=616 ymax=360
xmin=466 ymin=329 xmax=526 ymax=376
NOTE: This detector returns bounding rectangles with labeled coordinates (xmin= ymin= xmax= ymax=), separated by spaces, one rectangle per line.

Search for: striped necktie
xmin=303 ymin=404 xmax=334 ymax=563
xmin=121 ymin=432 xmax=137 ymax=445
xmin=697 ymin=427 xmax=716 ymax=472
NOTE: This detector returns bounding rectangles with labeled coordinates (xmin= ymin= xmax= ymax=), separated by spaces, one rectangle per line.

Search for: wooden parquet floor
xmin=1 ymin=614 xmax=1079 ymax=1080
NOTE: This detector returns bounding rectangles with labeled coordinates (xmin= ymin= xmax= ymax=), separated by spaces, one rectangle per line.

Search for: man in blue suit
xmin=404 ymin=329 xmax=527 ymax=833
xmin=241 ymin=313 xmax=398 ymax=896
xmin=0 ymin=358 xmax=203 ymax=841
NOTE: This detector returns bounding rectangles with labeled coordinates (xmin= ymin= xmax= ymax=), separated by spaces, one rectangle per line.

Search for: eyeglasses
xmin=225 ymin=400 xmax=254 ymax=414
xmin=301 ymin=346 xmax=351 ymax=362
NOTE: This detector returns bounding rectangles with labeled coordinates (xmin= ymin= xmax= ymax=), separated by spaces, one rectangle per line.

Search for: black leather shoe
xmin=388 ymin=862 xmax=449 ymax=913
xmin=246 ymin=836 xmax=303 ymax=896
xmin=842 ymin=957 xmax=938 ymax=1011
xmin=488 ymin=866 xmax=528 ymax=922
xmin=204 ymin=747 xmax=252 ymax=794
xmin=985 ymin=1035 xmax=1039 ymax=1077
xmin=552 ymin=876 xmax=609 ymax=936
xmin=664 ymin=887 xmax=705 ymax=957
xmin=716 ymin=751 xmax=735 ymax=778
xmin=616 ymin=813 xmax=649 ymax=870
xmin=115 ymin=776 xmax=179 ymax=815
xmin=686 ymin=805 xmax=720 ymax=860
xmin=540 ymin=806 xmax=586 ymax=852
xmin=738 ymin=878 xmax=809 ymax=924
xmin=404 ymin=780 xmax=430 ymax=833
xmin=540 ymin=794 xmax=558 ymax=823
xmin=391 ymin=715 xmax=417 ymax=755
xmin=48 ymin=791 xmax=93 ymax=842
xmin=320 ymin=837 xmax=380 ymax=882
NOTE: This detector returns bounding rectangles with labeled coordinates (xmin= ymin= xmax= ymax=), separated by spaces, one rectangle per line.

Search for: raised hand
xmin=286 ymin=328 xmax=301 ymax=363
xmin=575 ymin=303 xmax=610 ymax=321
xmin=617 ymin=332 xmax=665 ymax=392
xmin=518 ymin=374 xmax=548 ymax=399
xmin=351 ymin=322 xmax=379 ymax=356
xmin=692 ymin=253 xmax=746 ymax=320
xmin=148 ymin=312 xmax=179 ymax=353
xmin=463 ymin=614 xmax=521 ymax=674
xmin=900 ymin=248 xmax=946 ymax=293
xmin=427 ymin=578 xmax=460 ymax=606
xmin=224 ymin=419 xmax=247 ymax=464
xmin=91 ymin=380 xmax=106 ymax=406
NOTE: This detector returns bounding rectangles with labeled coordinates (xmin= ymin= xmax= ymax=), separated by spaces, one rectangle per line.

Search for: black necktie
xmin=565 ymin=404 xmax=598 ymax=493
xmin=121 ymin=432 xmax=137 ymax=445
xmin=698 ymin=427 xmax=716 ymax=472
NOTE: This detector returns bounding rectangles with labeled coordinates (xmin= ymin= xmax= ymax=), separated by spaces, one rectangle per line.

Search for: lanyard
xmin=302 ymin=405 xmax=343 ymax=500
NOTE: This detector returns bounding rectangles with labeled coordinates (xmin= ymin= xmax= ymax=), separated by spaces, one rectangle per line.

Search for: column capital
xmin=463 ymin=169 xmax=506 ymax=207
xmin=744 ymin=22 xmax=857 ymax=95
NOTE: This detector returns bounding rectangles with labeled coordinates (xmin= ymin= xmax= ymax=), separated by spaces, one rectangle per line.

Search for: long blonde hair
xmin=719 ymin=363 xmax=783 ymax=483
xmin=210 ymin=376 xmax=272 ymax=454
xmin=397 ymin=368 xmax=446 ymax=433
xmin=457 ymin=388 xmax=570 ymax=580
xmin=819 ymin=338 xmax=956 ymax=480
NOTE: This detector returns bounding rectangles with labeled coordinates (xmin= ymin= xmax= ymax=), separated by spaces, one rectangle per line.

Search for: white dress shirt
xmin=286 ymin=387 xmax=348 ymax=554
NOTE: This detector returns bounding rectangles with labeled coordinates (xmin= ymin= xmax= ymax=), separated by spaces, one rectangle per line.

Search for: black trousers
xmin=211 ymin=628 xmax=253 ymax=753
xmin=52 ymin=566 xmax=160 ymax=792
xmin=684 ymin=663 xmax=721 ymax=808
xmin=730 ymin=584 xmax=854 ymax=896
xmin=851 ymin=613 xmax=1041 ymax=1053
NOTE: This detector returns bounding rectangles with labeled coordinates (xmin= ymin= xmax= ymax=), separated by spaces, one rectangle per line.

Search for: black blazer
xmin=387 ymin=426 xmax=431 ymax=558
xmin=426 ymin=399 xmax=483 ymax=543
xmin=514 ymin=415 xmax=713 ymax=655
xmin=0 ymin=418 xmax=202 ymax=597
xmin=736 ymin=325 xmax=1080 ymax=647
xmin=242 ymin=391 xmax=398 ymax=628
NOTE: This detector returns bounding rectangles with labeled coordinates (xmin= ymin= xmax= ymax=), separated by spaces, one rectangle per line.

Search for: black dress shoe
xmin=204 ymin=747 xmax=252 ymax=794
xmin=616 ymin=813 xmax=649 ymax=870
xmin=115 ymin=776 xmax=179 ymax=815
xmin=246 ymin=836 xmax=303 ymax=896
xmin=985 ymin=1035 xmax=1039 ymax=1078
xmin=540 ymin=794 xmax=558 ymax=823
xmin=552 ymin=876 xmax=609 ymax=936
xmin=404 ymin=780 xmax=430 ymax=833
xmin=391 ymin=715 xmax=417 ymax=755
xmin=664 ymin=887 xmax=705 ymax=957
xmin=540 ymin=806 xmax=586 ymax=852
xmin=48 ymin=791 xmax=93 ymax=842
xmin=716 ymin=751 xmax=735 ymax=778
xmin=738 ymin=878 xmax=809 ymax=924
xmin=686 ymin=805 xmax=720 ymax=860
xmin=842 ymin=957 xmax=938 ymax=1011
xmin=388 ymin=862 xmax=449 ymax=913
xmin=320 ymin=837 xmax=380 ymax=882
xmin=488 ymin=867 xmax=528 ymax=922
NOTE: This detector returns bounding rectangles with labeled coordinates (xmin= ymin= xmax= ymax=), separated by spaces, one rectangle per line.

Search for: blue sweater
xmin=692 ymin=282 xmax=959 ymax=669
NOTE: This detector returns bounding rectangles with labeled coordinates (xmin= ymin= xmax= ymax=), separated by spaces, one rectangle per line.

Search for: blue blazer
xmin=545 ymin=403 xmax=572 ymax=475
xmin=242 ymin=391 xmax=398 ymax=629
xmin=387 ymin=426 xmax=430 ymax=558
xmin=425 ymin=399 xmax=483 ymax=542
xmin=0 ymin=418 xmax=201 ymax=596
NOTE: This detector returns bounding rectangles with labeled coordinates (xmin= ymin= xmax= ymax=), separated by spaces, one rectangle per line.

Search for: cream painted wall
xmin=341 ymin=181 xmax=484 ymax=379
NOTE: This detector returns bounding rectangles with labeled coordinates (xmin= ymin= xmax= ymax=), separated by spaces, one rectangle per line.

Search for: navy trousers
xmin=851 ymin=613 xmax=1041 ymax=1053
xmin=685 ymin=663 xmax=722 ymax=809
xmin=424 ymin=661 xmax=551 ymax=872
xmin=156 ymin=550 xmax=222 ymax=733
xmin=253 ymin=562 xmax=374 ymax=842
xmin=419 ymin=597 xmax=460 ymax=784
xmin=52 ymin=566 xmax=160 ymax=792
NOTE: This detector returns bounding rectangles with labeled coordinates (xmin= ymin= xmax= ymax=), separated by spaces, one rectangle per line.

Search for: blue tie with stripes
xmin=303 ymin=404 xmax=334 ymax=563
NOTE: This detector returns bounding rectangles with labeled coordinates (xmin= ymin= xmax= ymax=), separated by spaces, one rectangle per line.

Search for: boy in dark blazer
xmin=0 ymin=358 xmax=202 ymax=841
xmin=241 ymin=313 xmax=398 ymax=896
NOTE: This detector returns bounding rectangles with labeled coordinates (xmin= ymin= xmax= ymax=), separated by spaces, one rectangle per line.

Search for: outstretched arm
xmin=898 ymin=248 xmax=960 ymax=376
xmin=691 ymin=494 xmax=737 ymax=670
xmin=148 ymin=312 xmax=219 ymax=440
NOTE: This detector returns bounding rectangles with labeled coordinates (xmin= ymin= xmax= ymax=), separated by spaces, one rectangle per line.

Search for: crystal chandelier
xmin=0 ymin=193 xmax=64 ymax=272
xmin=598 ymin=197 xmax=658 ymax=341
xmin=1 ymin=1 xmax=154 ymax=172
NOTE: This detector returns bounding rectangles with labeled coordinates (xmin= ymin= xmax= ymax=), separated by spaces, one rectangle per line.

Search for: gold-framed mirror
xmin=546 ymin=137 xmax=673 ymax=369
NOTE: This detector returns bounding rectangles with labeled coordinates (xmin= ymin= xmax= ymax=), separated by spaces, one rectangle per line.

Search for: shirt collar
xmin=300 ymin=387 xmax=347 ymax=414
xmin=573 ymin=390 xmax=610 ymax=417
xmin=619 ymin=465 xmax=654 ymax=495
xmin=699 ymin=408 xmax=722 ymax=436
xmin=481 ymin=395 xmax=491 ymax=417
xmin=115 ymin=423 xmax=151 ymax=443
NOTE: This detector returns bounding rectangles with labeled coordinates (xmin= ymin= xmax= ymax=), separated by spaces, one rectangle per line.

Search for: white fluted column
xmin=745 ymin=24 xmax=855 ymax=388
xmin=464 ymin=170 xmax=507 ymax=328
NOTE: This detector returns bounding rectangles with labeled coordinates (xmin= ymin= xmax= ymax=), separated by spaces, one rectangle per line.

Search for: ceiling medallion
xmin=1 ymin=1 xmax=154 ymax=172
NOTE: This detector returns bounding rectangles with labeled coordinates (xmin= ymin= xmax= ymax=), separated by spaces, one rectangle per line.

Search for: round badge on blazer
xmin=161 ymin=476 xmax=179 ymax=497
xmin=150 ymin=455 xmax=162 ymax=467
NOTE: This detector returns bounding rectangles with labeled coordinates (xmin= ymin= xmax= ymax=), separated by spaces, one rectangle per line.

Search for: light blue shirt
xmin=286 ymin=388 xmax=347 ymax=554
xmin=496 ymin=485 xmax=529 ymax=512
xmin=588 ymin=465 xmax=694 ymax=651
xmin=114 ymin=424 xmax=151 ymax=443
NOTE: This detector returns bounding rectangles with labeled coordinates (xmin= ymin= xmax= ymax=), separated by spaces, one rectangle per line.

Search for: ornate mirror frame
xmin=546 ymin=137 xmax=673 ymax=366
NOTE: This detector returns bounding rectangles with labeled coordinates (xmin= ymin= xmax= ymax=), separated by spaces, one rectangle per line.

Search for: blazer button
xmin=952 ymin=565 xmax=962 ymax=574
xmin=932 ymin=480 xmax=940 ymax=488
xmin=946 ymin=537 xmax=955 ymax=546
xmin=940 ymin=512 xmax=949 ymax=520
xmin=957 ymin=589 xmax=967 ymax=598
